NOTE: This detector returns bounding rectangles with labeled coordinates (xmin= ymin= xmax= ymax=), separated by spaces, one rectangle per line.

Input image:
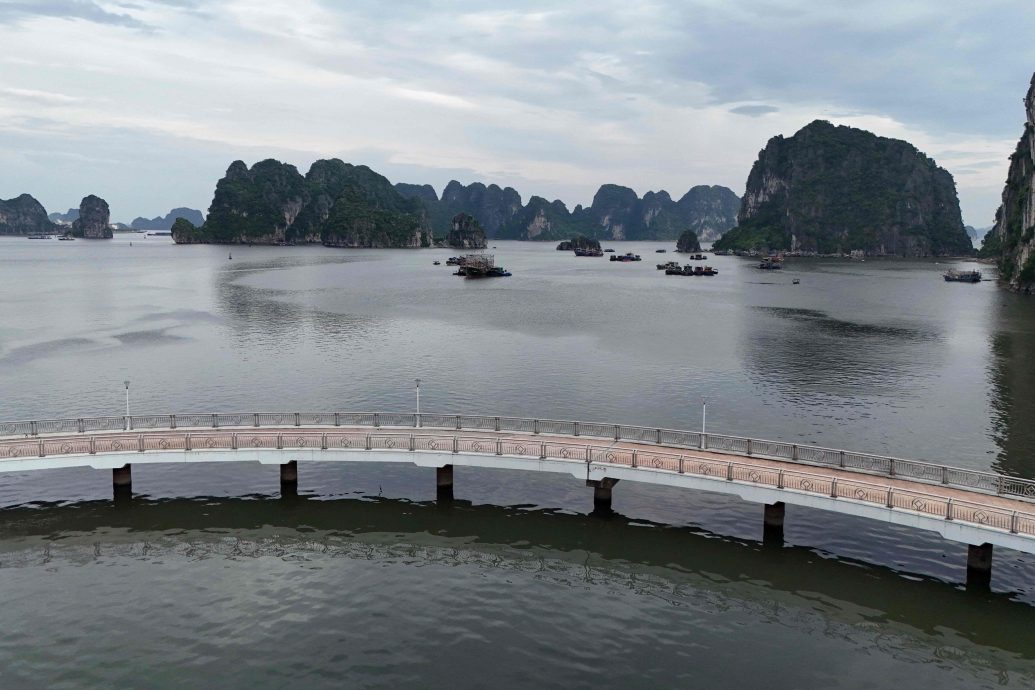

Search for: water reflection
xmin=2 ymin=495 xmax=1033 ymax=661
xmin=988 ymin=294 xmax=1035 ymax=478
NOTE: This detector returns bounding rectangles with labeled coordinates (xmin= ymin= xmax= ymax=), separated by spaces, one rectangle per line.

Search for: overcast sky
xmin=0 ymin=1 xmax=1032 ymax=226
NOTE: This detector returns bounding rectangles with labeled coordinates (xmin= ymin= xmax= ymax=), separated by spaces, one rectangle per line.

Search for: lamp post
xmin=701 ymin=398 xmax=706 ymax=435
xmin=415 ymin=378 xmax=422 ymax=427
xmin=124 ymin=380 xmax=131 ymax=430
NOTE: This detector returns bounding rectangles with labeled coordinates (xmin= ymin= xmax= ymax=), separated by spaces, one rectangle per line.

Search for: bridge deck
xmin=1 ymin=425 xmax=1032 ymax=542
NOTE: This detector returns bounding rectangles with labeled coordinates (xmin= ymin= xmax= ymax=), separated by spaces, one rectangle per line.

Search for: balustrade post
xmin=946 ymin=499 xmax=954 ymax=521
xmin=997 ymin=476 xmax=1004 ymax=496
xmin=277 ymin=434 xmax=283 ymax=450
xmin=455 ymin=415 xmax=461 ymax=431
xmin=777 ymin=470 xmax=784 ymax=489
xmin=254 ymin=413 xmax=260 ymax=428
xmin=123 ymin=416 xmax=129 ymax=431
xmin=365 ymin=435 xmax=371 ymax=451
xmin=1011 ymin=512 xmax=1019 ymax=534
xmin=534 ymin=419 xmax=540 ymax=435
xmin=185 ymin=434 xmax=192 ymax=452
xmin=792 ymin=444 xmax=798 ymax=461
xmin=726 ymin=462 xmax=733 ymax=481
xmin=747 ymin=439 xmax=753 ymax=456
xmin=334 ymin=412 xmax=341 ymax=427
xmin=540 ymin=442 xmax=546 ymax=459
xmin=886 ymin=488 xmax=894 ymax=508
xmin=585 ymin=445 xmax=591 ymax=462
xmin=373 ymin=413 xmax=381 ymax=428
xmin=656 ymin=428 xmax=661 ymax=444
xmin=89 ymin=436 xmax=96 ymax=454
xmin=78 ymin=418 xmax=85 ymax=433
xmin=631 ymin=450 xmax=638 ymax=468
xmin=497 ymin=440 xmax=503 ymax=456
xmin=138 ymin=434 xmax=144 ymax=452
xmin=38 ymin=439 xmax=44 ymax=457
xmin=495 ymin=417 xmax=500 ymax=432
xmin=703 ymin=434 xmax=709 ymax=450
xmin=452 ymin=437 xmax=458 ymax=454
xmin=232 ymin=433 xmax=238 ymax=450
xmin=613 ymin=425 xmax=619 ymax=441
xmin=409 ymin=435 xmax=415 ymax=452
xmin=942 ymin=466 xmax=948 ymax=485
xmin=212 ymin=414 xmax=218 ymax=429
xmin=295 ymin=413 xmax=301 ymax=427
xmin=321 ymin=434 xmax=327 ymax=450
xmin=889 ymin=458 xmax=895 ymax=476
xmin=171 ymin=414 xmax=177 ymax=430
xmin=839 ymin=450 xmax=845 ymax=468
xmin=678 ymin=455 xmax=684 ymax=474
xmin=830 ymin=478 xmax=838 ymax=498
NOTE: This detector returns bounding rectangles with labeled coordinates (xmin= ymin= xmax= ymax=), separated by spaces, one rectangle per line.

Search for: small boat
xmin=610 ymin=252 xmax=642 ymax=262
xmin=944 ymin=269 xmax=981 ymax=283
xmin=433 ymin=261 xmax=441 ymax=265
xmin=27 ymin=234 xmax=53 ymax=240
xmin=604 ymin=248 xmax=616 ymax=253
xmin=657 ymin=261 xmax=680 ymax=270
xmin=702 ymin=266 xmax=717 ymax=276
xmin=228 ymin=252 xmax=232 ymax=260
xmin=446 ymin=256 xmax=463 ymax=265
xmin=792 ymin=278 xmax=800 ymax=285
xmin=666 ymin=266 xmax=684 ymax=275
xmin=656 ymin=249 xmax=667 ymax=253
xmin=758 ymin=257 xmax=783 ymax=270
xmin=574 ymin=247 xmax=603 ymax=257
xmin=58 ymin=236 xmax=75 ymax=241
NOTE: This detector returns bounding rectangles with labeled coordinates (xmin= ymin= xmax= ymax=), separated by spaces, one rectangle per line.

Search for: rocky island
xmin=982 ymin=73 xmax=1035 ymax=291
xmin=131 ymin=207 xmax=205 ymax=230
xmin=715 ymin=120 xmax=973 ymax=256
xmin=175 ymin=159 xmax=434 ymax=248
xmin=0 ymin=194 xmax=55 ymax=235
xmin=676 ymin=230 xmax=702 ymax=253
xmin=445 ymin=213 xmax=488 ymax=249
xmin=70 ymin=195 xmax=112 ymax=239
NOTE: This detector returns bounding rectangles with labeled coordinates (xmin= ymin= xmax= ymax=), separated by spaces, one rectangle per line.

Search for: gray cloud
xmin=0 ymin=0 xmax=145 ymax=27
xmin=729 ymin=105 xmax=780 ymax=117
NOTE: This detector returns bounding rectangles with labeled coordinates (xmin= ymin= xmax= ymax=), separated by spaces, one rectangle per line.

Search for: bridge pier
xmin=437 ymin=465 xmax=454 ymax=501
xmin=763 ymin=501 xmax=785 ymax=546
xmin=966 ymin=542 xmax=993 ymax=591
xmin=587 ymin=478 xmax=619 ymax=513
xmin=280 ymin=460 xmax=298 ymax=495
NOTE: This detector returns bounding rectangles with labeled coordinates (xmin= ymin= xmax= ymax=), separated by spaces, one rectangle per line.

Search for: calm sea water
xmin=0 ymin=236 xmax=1033 ymax=687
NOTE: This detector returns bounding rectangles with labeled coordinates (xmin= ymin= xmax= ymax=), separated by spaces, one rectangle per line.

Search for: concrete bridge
xmin=2 ymin=411 xmax=1035 ymax=589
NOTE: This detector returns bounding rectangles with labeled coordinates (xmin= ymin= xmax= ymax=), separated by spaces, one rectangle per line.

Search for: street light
xmin=701 ymin=398 xmax=707 ymax=435
xmin=415 ymin=378 xmax=422 ymax=426
xmin=124 ymin=380 xmax=131 ymax=417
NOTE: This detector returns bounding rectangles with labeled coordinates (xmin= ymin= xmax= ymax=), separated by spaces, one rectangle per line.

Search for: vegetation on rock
xmin=0 ymin=194 xmax=55 ymax=235
xmin=676 ymin=230 xmax=702 ymax=253
xmin=714 ymin=120 xmax=972 ymax=256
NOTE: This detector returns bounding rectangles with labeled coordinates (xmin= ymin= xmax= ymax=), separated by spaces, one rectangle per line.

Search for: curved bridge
xmin=2 ymin=411 xmax=1034 ymax=587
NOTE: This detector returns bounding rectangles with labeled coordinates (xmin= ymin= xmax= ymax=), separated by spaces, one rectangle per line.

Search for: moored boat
xmin=943 ymin=269 xmax=981 ymax=283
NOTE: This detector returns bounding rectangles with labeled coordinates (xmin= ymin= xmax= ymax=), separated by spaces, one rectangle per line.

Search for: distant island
xmin=395 ymin=180 xmax=740 ymax=242
xmin=2 ymin=194 xmax=112 ymax=238
xmin=131 ymin=208 xmax=204 ymax=231
xmin=714 ymin=120 xmax=973 ymax=257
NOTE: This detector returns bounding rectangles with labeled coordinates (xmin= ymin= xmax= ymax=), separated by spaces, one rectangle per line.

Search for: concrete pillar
xmin=763 ymin=501 xmax=785 ymax=546
xmin=437 ymin=465 xmax=454 ymax=501
xmin=113 ymin=464 xmax=132 ymax=488
xmin=966 ymin=542 xmax=993 ymax=590
xmin=587 ymin=477 xmax=619 ymax=513
xmin=280 ymin=460 xmax=298 ymax=486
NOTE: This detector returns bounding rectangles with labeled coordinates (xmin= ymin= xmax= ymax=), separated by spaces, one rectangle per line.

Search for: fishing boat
xmin=609 ymin=252 xmax=641 ymax=262
xmin=758 ymin=257 xmax=783 ymax=270
xmin=455 ymin=254 xmax=512 ymax=278
xmin=433 ymin=261 xmax=441 ymax=265
xmin=58 ymin=236 xmax=75 ymax=241
xmin=657 ymin=261 xmax=680 ymax=270
xmin=27 ymin=234 xmax=53 ymax=240
xmin=943 ymin=269 xmax=981 ymax=283
xmin=574 ymin=247 xmax=603 ymax=257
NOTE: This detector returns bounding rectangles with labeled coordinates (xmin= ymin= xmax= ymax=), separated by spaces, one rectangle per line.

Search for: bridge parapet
xmin=1 ymin=411 xmax=1034 ymax=504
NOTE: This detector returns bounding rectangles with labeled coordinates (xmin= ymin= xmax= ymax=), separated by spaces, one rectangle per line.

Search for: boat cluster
xmin=943 ymin=269 xmax=982 ymax=283
xmin=757 ymin=256 xmax=783 ymax=270
xmin=574 ymin=247 xmax=603 ymax=257
xmin=446 ymin=254 xmax=512 ymax=278
xmin=657 ymin=261 xmax=718 ymax=276
xmin=609 ymin=252 xmax=642 ymax=262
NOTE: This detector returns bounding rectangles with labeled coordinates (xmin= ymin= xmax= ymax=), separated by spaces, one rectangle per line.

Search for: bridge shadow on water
xmin=1 ymin=492 xmax=1033 ymax=659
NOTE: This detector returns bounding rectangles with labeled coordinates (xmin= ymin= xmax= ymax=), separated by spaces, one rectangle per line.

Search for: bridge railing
xmin=1 ymin=411 xmax=1033 ymax=504
xmin=2 ymin=429 xmax=1034 ymax=538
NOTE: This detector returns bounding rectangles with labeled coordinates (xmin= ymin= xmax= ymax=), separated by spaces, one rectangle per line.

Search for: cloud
xmin=729 ymin=104 xmax=780 ymax=117
xmin=0 ymin=0 xmax=1029 ymax=227
xmin=0 ymin=0 xmax=145 ymax=27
